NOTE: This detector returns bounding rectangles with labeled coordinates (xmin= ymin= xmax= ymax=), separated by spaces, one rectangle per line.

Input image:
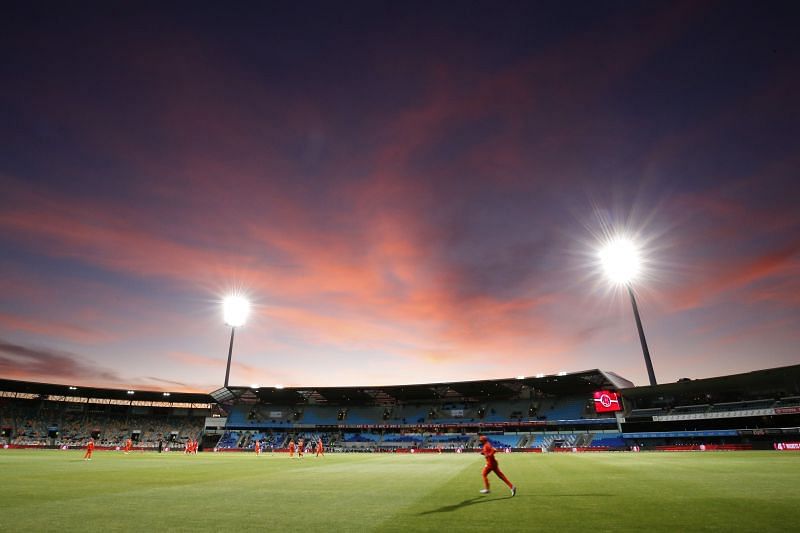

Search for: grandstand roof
xmin=213 ymin=369 xmax=633 ymax=406
xmin=620 ymin=364 xmax=800 ymax=405
xmin=0 ymin=378 xmax=214 ymax=404
xmin=0 ymin=368 xmax=634 ymax=407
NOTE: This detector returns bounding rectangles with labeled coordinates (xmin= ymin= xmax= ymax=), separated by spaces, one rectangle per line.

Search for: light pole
xmin=599 ymin=237 xmax=657 ymax=386
xmin=223 ymin=295 xmax=250 ymax=388
xmin=626 ymin=283 xmax=656 ymax=386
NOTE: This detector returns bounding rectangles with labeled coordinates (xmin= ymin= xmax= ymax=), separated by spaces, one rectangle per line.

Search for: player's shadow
xmin=418 ymin=495 xmax=513 ymax=515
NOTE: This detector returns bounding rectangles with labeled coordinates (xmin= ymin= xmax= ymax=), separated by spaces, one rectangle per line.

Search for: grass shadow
xmin=418 ymin=494 xmax=514 ymax=515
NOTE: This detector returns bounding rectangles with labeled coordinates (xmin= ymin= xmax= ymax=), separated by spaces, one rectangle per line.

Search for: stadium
xmin=4 ymin=1 xmax=800 ymax=532
xmin=2 ymin=365 xmax=799 ymax=531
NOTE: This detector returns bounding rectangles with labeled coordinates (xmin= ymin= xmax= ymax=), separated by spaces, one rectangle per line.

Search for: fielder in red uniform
xmin=315 ymin=437 xmax=324 ymax=457
xmin=288 ymin=439 xmax=295 ymax=458
xmin=124 ymin=438 xmax=132 ymax=454
xmin=478 ymin=436 xmax=516 ymax=496
xmin=298 ymin=438 xmax=304 ymax=458
xmin=84 ymin=438 xmax=95 ymax=461
xmin=254 ymin=439 xmax=260 ymax=456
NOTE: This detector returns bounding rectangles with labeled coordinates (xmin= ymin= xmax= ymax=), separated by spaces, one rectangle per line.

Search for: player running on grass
xmin=478 ymin=435 xmax=516 ymax=496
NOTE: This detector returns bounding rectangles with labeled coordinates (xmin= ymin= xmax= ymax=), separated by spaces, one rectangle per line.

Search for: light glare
xmin=599 ymin=237 xmax=641 ymax=284
xmin=223 ymin=295 xmax=250 ymax=327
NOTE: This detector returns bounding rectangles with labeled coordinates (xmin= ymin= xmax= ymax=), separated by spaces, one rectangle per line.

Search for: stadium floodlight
xmin=222 ymin=295 xmax=250 ymax=388
xmin=127 ymin=390 xmax=135 ymax=395
xmin=599 ymin=237 xmax=641 ymax=285
xmin=163 ymin=392 xmax=171 ymax=397
xmin=275 ymin=384 xmax=284 ymax=389
xmin=223 ymin=296 xmax=250 ymax=327
xmin=599 ymin=236 xmax=657 ymax=386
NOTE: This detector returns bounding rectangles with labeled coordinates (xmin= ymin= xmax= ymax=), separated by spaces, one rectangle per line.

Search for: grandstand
xmin=618 ymin=365 xmax=800 ymax=450
xmin=203 ymin=369 xmax=631 ymax=452
xmin=2 ymin=365 xmax=799 ymax=452
xmin=0 ymin=379 xmax=212 ymax=449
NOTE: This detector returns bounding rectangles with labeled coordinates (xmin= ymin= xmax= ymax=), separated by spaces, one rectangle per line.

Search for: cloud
xmin=144 ymin=377 xmax=190 ymax=388
xmin=165 ymin=350 xmax=291 ymax=386
xmin=0 ymin=312 xmax=114 ymax=345
xmin=135 ymin=376 xmax=219 ymax=393
xmin=714 ymin=316 xmax=800 ymax=347
xmin=0 ymin=338 xmax=120 ymax=384
xmin=663 ymin=184 xmax=800 ymax=311
xmin=743 ymin=273 xmax=800 ymax=307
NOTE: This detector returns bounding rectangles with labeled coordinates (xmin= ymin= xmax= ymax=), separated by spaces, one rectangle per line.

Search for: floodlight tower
xmin=599 ymin=237 xmax=657 ymax=386
xmin=223 ymin=295 xmax=250 ymax=388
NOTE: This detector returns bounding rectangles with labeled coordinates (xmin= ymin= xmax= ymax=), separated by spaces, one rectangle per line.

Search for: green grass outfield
xmin=2 ymin=450 xmax=799 ymax=532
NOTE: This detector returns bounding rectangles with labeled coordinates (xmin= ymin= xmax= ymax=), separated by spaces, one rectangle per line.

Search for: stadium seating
xmin=628 ymin=407 xmax=667 ymax=417
xmin=341 ymin=407 xmax=385 ymax=424
xmin=217 ymin=432 xmax=240 ymax=449
xmin=381 ymin=433 xmax=423 ymax=446
xmin=343 ymin=432 xmax=380 ymax=442
xmin=300 ymin=407 xmax=337 ymax=425
xmin=589 ymin=434 xmax=626 ymax=448
xmin=390 ymin=405 xmax=428 ymax=424
xmin=485 ymin=434 xmax=522 ymax=448
xmin=707 ymin=400 xmax=775 ymax=413
xmin=541 ymin=397 xmax=587 ymax=420
xmin=5 ymin=364 xmax=798 ymax=453
xmin=0 ymin=397 xmax=204 ymax=448
xmin=426 ymin=433 xmax=468 ymax=443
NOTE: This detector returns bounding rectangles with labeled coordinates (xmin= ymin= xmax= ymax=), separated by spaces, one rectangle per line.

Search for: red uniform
xmin=288 ymin=440 xmax=295 ymax=457
xmin=315 ymin=438 xmax=324 ymax=457
xmin=124 ymin=439 xmax=132 ymax=454
xmin=479 ymin=436 xmax=515 ymax=495
xmin=298 ymin=439 xmax=304 ymax=457
xmin=84 ymin=439 xmax=95 ymax=460
xmin=254 ymin=440 xmax=260 ymax=455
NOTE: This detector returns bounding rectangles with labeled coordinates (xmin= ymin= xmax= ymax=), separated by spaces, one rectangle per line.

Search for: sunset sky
xmin=1 ymin=1 xmax=798 ymax=392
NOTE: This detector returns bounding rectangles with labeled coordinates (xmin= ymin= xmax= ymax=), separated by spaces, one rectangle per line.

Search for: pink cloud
xmin=675 ymin=241 xmax=799 ymax=310
xmin=0 ymin=312 xmax=114 ymax=345
xmin=165 ymin=350 xmax=292 ymax=388
xmin=0 ymin=338 xmax=120 ymax=385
